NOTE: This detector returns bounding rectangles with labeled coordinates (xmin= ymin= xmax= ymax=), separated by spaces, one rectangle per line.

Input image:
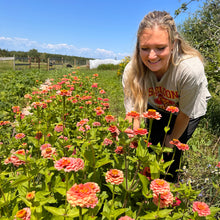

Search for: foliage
xmin=97 ymin=64 xmax=120 ymax=70
xmin=1 ymin=69 xmax=219 ymax=219
xmin=178 ymin=0 xmax=220 ymax=88
xmin=117 ymin=56 xmax=130 ymax=77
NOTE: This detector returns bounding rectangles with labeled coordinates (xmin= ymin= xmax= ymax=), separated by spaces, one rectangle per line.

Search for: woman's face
xmin=139 ymin=26 xmax=173 ymax=79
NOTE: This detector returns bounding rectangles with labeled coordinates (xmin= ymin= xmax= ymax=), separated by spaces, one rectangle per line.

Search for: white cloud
xmin=0 ymin=36 xmax=129 ymax=59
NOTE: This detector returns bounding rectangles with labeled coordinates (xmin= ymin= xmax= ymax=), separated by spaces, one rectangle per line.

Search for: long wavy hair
xmin=124 ymin=10 xmax=203 ymax=113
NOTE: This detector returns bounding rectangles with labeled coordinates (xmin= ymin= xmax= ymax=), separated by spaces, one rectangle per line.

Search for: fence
xmin=0 ymin=56 xmax=90 ymax=71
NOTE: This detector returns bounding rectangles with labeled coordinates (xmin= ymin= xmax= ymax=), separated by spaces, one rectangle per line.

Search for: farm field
xmin=0 ymin=67 xmax=219 ymax=219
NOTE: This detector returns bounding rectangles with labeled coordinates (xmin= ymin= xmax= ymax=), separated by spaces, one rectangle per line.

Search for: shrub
xmin=97 ymin=63 xmax=119 ymax=70
xmin=117 ymin=56 xmax=130 ymax=77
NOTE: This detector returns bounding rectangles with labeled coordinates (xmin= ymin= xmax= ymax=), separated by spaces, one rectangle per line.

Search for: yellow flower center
xmin=16 ymin=209 xmax=26 ymax=218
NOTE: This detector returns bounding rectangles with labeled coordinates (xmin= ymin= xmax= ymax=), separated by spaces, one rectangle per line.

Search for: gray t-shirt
xmin=122 ymin=56 xmax=211 ymax=119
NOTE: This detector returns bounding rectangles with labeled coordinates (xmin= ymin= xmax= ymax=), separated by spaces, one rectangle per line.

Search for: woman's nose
xmin=148 ymin=49 xmax=157 ymax=59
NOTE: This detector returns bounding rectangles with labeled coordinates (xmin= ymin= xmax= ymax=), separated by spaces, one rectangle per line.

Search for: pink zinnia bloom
xmin=115 ymin=146 xmax=124 ymax=154
xmin=99 ymin=89 xmax=106 ymax=94
xmin=119 ymin=217 xmax=134 ymax=220
xmin=103 ymin=98 xmax=109 ymax=102
xmin=150 ymin=179 xmax=170 ymax=194
xmin=41 ymin=147 xmax=57 ymax=159
xmin=35 ymin=131 xmax=42 ymax=140
xmin=84 ymin=182 xmax=100 ymax=193
xmin=192 ymin=201 xmax=211 ymax=217
xmin=59 ymin=135 xmax=68 ymax=141
xmin=169 ymin=139 xmax=181 ymax=147
xmin=54 ymin=157 xmax=84 ymax=172
xmin=124 ymin=128 xmax=135 ymax=138
xmin=79 ymin=126 xmax=86 ymax=132
xmin=108 ymin=125 xmax=119 ymax=134
xmin=40 ymin=143 xmax=52 ymax=150
xmin=91 ymin=83 xmax=98 ymax=88
xmin=54 ymin=124 xmax=64 ymax=132
xmin=172 ymin=197 xmax=181 ymax=207
xmin=93 ymin=122 xmax=101 ymax=126
xmin=126 ymin=111 xmax=140 ymax=119
xmin=130 ymin=141 xmax=138 ymax=149
xmin=133 ymin=128 xmax=148 ymax=136
xmin=102 ymin=138 xmax=113 ymax=146
xmin=105 ymin=169 xmax=124 ymax=185
xmin=67 ymin=183 xmax=99 ymax=208
xmin=85 ymin=125 xmax=91 ymax=130
xmin=12 ymin=106 xmax=20 ymax=113
xmin=14 ymin=207 xmax=31 ymax=220
xmin=216 ymin=162 xmax=220 ymax=168
xmin=57 ymin=89 xmax=72 ymax=96
xmin=153 ymin=191 xmax=174 ymax=208
xmin=140 ymin=167 xmax=151 ymax=181
xmin=15 ymin=133 xmax=26 ymax=139
xmin=85 ymin=101 xmax=92 ymax=105
xmin=142 ymin=109 xmax=162 ymax=120
xmin=166 ymin=106 xmax=179 ymax=113
xmin=177 ymin=143 xmax=189 ymax=151
xmin=105 ymin=115 xmax=115 ymax=123
xmin=77 ymin=119 xmax=89 ymax=127
xmin=24 ymin=94 xmax=32 ymax=99
xmin=95 ymin=109 xmax=105 ymax=116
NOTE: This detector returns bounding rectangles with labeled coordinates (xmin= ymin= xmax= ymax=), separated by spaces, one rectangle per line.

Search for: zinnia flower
xmin=192 ymin=201 xmax=211 ymax=217
xmin=142 ymin=109 xmax=162 ymax=120
xmin=152 ymin=191 xmax=174 ymax=208
xmin=93 ymin=122 xmax=101 ymax=126
xmin=105 ymin=115 xmax=115 ymax=123
xmin=216 ymin=162 xmax=220 ymax=168
xmin=105 ymin=169 xmax=124 ymax=185
xmin=177 ymin=143 xmax=189 ymax=151
xmin=166 ymin=106 xmax=179 ymax=113
xmin=67 ymin=183 xmax=99 ymax=208
xmin=54 ymin=124 xmax=64 ymax=132
xmin=26 ymin=191 xmax=35 ymax=200
xmin=150 ymin=179 xmax=170 ymax=194
xmin=54 ymin=157 xmax=84 ymax=172
xmin=133 ymin=128 xmax=148 ymax=136
xmin=115 ymin=146 xmax=124 ymax=154
xmin=15 ymin=133 xmax=26 ymax=139
xmin=124 ymin=128 xmax=135 ymax=138
xmin=40 ymin=143 xmax=52 ymax=150
xmin=126 ymin=111 xmax=140 ymax=119
xmin=41 ymin=147 xmax=57 ymax=159
xmin=102 ymin=138 xmax=113 ymax=146
xmin=14 ymin=207 xmax=31 ymax=220
xmin=119 ymin=217 xmax=134 ymax=220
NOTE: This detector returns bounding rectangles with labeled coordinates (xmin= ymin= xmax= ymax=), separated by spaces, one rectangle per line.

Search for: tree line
xmin=0 ymin=48 xmax=93 ymax=64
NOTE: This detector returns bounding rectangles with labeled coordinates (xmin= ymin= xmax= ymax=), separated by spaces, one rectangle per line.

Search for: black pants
xmin=146 ymin=105 xmax=201 ymax=182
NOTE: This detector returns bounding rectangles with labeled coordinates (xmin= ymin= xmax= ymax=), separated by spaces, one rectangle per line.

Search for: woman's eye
xmin=141 ymin=48 xmax=149 ymax=51
xmin=157 ymin=47 xmax=165 ymax=51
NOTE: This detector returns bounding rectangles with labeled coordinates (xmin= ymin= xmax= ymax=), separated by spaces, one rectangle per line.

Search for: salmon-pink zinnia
xmin=15 ymin=133 xmax=26 ymax=139
xmin=150 ymin=179 xmax=170 ymax=194
xmin=192 ymin=201 xmax=211 ymax=217
xmin=166 ymin=106 xmax=179 ymax=113
xmin=119 ymin=217 xmax=135 ymax=220
xmin=142 ymin=109 xmax=162 ymax=120
xmin=14 ymin=207 xmax=31 ymax=220
xmin=152 ymin=191 xmax=174 ymax=208
xmin=54 ymin=157 xmax=84 ymax=172
xmin=133 ymin=128 xmax=148 ymax=136
xmin=67 ymin=183 xmax=99 ymax=208
xmin=105 ymin=169 xmax=124 ymax=185
xmin=126 ymin=111 xmax=140 ymax=119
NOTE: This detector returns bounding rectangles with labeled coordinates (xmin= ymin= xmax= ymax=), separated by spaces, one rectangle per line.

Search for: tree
xmin=178 ymin=0 xmax=220 ymax=87
xmin=28 ymin=49 xmax=39 ymax=58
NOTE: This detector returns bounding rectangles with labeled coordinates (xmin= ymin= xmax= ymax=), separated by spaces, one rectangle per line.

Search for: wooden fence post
xmin=38 ymin=57 xmax=40 ymax=69
xmin=28 ymin=56 xmax=31 ymax=69
xmin=13 ymin=55 xmax=15 ymax=70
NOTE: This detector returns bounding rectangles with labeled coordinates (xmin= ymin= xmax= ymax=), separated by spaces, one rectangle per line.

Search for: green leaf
xmin=67 ymin=208 xmax=88 ymax=217
xmin=54 ymin=187 xmax=66 ymax=196
xmin=44 ymin=206 xmax=65 ymax=216
xmin=95 ymin=157 xmax=113 ymax=168
xmin=111 ymin=208 xmax=129 ymax=218
xmin=11 ymin=175 xmax=32 ymax=187
xmin=158 ymin=209 xmax=172 ymax=217
xmin=138 ymin=173 xmax=150 ymax=196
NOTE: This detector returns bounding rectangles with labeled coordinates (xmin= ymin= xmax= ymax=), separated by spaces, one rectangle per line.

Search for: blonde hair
xmin=124 ymin=10 xmax=203 ymax=113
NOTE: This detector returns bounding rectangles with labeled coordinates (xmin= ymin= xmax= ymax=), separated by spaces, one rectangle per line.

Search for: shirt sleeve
xmin=178 ymin=58 xmax=211 ymax=118
xmin=122 ymin=62 xmax=135 ymax=113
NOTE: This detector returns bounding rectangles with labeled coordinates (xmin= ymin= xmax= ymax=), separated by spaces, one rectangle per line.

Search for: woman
xmin=122 ymin=11 xmax=211 ymax=182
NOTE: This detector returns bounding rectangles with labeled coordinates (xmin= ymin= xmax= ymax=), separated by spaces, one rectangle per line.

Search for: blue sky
xmin=0 ymin=0 xmax=204 ymax=60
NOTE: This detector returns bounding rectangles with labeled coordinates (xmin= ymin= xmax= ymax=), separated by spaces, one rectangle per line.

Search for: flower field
xmin=0 ymin=68 xmax=219 ymax=220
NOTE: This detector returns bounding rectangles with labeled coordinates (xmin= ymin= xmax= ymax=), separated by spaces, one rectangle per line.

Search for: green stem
xmin=165 ymin=147 xmax=176 ymax=177
xmin=64 ymin=172 xmax=69 ymax=219
xmin=110 ymin=185 xmax=115 ymax=219
xmin=79 ymin=207 xmax=82 ymax=220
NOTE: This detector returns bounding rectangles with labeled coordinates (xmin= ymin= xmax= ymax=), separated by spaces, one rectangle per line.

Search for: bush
xmin=117 ymin=56 xmax=130 ymax=77
xmin=97 ymin=63 xmax=119 ymax=70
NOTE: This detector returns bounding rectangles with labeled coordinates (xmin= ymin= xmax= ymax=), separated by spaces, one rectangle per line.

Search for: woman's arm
xmin=125 ymin=115 xmax=140 ymax=130
xmin=165 ymin=110 xmax=190 ymax=147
